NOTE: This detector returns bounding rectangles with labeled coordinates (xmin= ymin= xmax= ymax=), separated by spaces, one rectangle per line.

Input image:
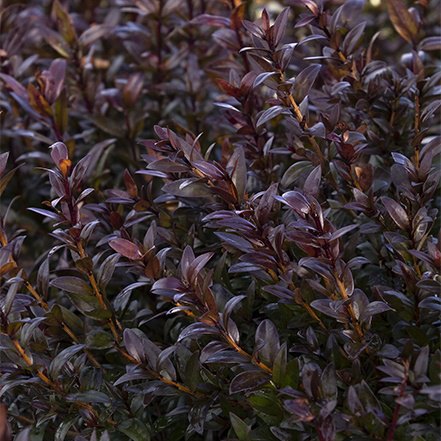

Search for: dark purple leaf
xmin=381 ymin=197 xmax=410 ymax=230
xmin=28 ymin=208 xmax=63 ymax=222
xmin=191 ymin=14 xmax=230 ymax=27
xmin=151 ymin=277 xmax=184 ymax=296
xmin=419 ymin=36 xmax=441 ymax=51
xmin=177 ymin=323 xmax=220 ymax=342
xmin=0 ymin=73 xmax=27 ymax=99
xmin=293 ymin=64 xmax=321 ymax=102
xmin=227 ymin=147 xmax=247 ymax=202
xmin=414 ymin=346 xmax=429 ymax=379
xmin=97 ymin=254 xmax=120 ymax=289
xmin=303 ymin=165 xmax=321 ymax=196
xmin=255 ymin=319 xmax=280 ymax=365
xmin=272 ymin=8 xmax=290 ymax=47
xmin=49 ymin=344 xmax=84 ymax=377
xmin=0 ymin=152 xmax=9 ymax=177
xmin=329 ymin=224 xmax=358 ymax=241
xmin=123 ymin=328 xmax=160 ymax=367
xmin=342 ymin=22 xmax=366 ymax=54
xmin=223 ymin=295 xmax=246 ymax=326
xmin=229 ymin=370 xmax=269 ymax=394
xmin=256 ymin=106 xmax=284 ymax=127
xmin=253 ymin=72 xmax=279 ymax=89
xmin=50 ymin=276 xmax=92 ymax=295
xmin=214 ymin=232 xmax=253 ymax=253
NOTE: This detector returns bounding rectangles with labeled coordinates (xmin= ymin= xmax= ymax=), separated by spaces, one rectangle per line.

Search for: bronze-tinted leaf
xmin=386 ymin=0 xmax=418 ymax=44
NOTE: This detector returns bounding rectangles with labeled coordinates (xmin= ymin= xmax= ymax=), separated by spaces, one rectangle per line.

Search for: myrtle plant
xmin=0 ymin=0 xmax=440 ymax=440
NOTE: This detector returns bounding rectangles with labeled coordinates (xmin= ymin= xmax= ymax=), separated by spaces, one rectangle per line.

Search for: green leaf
xmin=119 ymin=419 xmax=151 ymax=441
xmin=64 ymin=291 xmax=112 ymax=320
xmin=184 ymin=351 xmax=201 ymax=391
xmin=86 ymin=330 xmax=114 ymax=350
xmin=230 ymin=413 xmax=251 ymax=441
xmin=272 ymin=343 xmax=287 ymax=387
xmin=283 ymin=359 xmax=300 ymax=389
xmin=249 ymin=391 xmax=283 ymax=417
xmin=52 ymin=0 xmax=77 ymax=45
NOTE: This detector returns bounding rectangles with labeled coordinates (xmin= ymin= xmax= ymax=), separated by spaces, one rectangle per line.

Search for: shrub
xmin=0 ymin=0 xmax=440 ymax=440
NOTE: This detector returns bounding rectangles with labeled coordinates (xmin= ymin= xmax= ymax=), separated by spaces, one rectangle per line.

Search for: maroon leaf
xmin=50 ymin=141 xmax=68 ymax=165
xmin=188 ymin=252 xmax=214 ymax=284
xmin=276 ymin=191 xmax=310 ymax=215
xmin=109 ymin=239 xmax=143 ymax=260
xmin=271 ymin=7 xmax=290 ymax=47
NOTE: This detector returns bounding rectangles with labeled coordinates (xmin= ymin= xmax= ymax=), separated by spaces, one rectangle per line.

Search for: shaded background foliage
xmin=0 ymin=0 xmax=440 ymax=440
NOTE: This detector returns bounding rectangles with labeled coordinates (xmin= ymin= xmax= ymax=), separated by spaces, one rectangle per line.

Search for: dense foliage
xmin=1 ymin=0 xmax=440 ymax=440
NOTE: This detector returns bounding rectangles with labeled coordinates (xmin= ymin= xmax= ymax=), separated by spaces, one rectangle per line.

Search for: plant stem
xmin=0 ymin=230 xmax=101 ymax=368
xmin=386 ymin=381 xmax=407 ymax=441
xmin=335 ymin=275 xmax=364 ymax=339
xmin=116 ymin=346 xmax=203 ymax=398
xmin=224 ymin=333 xmax=272 ymax=374
xmin=279 ymin=72 xmax=325 ymax=166
xmin=11 ymin=339 xmax=60 ymax=391
xmin=77 ymin=241 xmax=122 ymax=342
